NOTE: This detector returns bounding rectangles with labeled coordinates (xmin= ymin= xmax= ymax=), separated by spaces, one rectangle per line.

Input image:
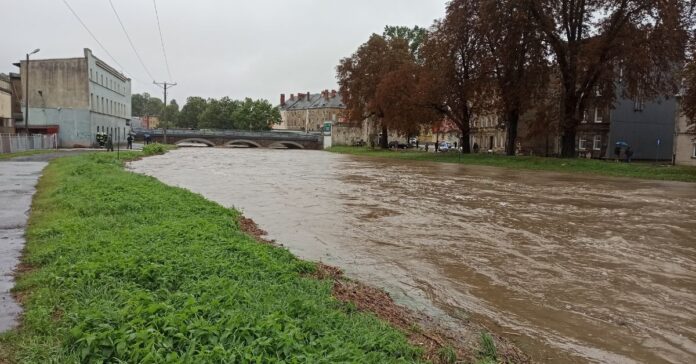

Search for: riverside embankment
xmin=1 ymin=150 xmax=501 ymax=363
xmin=130 ymin=147 xmax=696 ymax=364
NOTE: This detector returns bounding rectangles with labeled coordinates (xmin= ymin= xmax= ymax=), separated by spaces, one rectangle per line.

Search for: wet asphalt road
xmin=0 ymin=150 xmax=93 ymax=333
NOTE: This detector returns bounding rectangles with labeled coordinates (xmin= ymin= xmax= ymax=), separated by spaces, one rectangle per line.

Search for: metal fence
xmin=0 ymin=133 xmax=58 ymax=154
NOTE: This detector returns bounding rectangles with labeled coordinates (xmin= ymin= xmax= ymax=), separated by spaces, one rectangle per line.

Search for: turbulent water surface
xmin=130 ymin=148 xmax=696 ymax=364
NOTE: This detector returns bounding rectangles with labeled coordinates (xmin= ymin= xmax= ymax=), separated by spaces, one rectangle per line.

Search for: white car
xmin=439 ymin=142 xmax=452 ymax=152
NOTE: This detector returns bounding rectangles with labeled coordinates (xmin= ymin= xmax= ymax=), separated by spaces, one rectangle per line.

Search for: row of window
xmin=96 ymin=126 xmax=128 ymax=136
xmin=90 ymin=93 xmax=126 ymax=117
xmin=581 ymin=108 xmax=604 ymax=123
xmin=578 ymin=135 xmax=603 ymax=151
xmin=89 ymin=68 xmax=126 ymax=94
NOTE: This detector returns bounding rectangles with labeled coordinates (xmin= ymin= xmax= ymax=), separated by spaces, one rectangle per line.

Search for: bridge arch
xmin=175 ymin=138 xmax=215 ymax=147
xmin=225 ymin=139 xmax=262 ymax=148
xmin=268 ymin=141 xmax=305 ymax=149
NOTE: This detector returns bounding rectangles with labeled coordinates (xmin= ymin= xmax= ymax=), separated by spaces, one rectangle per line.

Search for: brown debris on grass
xmin=238 ymin=215 xmax=529 ymax=363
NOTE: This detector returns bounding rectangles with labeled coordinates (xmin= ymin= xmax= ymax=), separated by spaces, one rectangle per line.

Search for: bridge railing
xmin=132 ymin=128 xmax=321 ymax=141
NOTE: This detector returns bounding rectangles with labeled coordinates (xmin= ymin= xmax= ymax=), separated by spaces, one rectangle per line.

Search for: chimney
xmin=298 ymin=91 xmax=304 ymax=100
xmin=280 ymin=93 xmax=286 ymax=106
xmin=331 ymin=89 xmax=337 ymax=98
xmin=290 ymin=94 xmax=295 ymax=100
xmin=307 ymin=92 xmax=311 ymax=100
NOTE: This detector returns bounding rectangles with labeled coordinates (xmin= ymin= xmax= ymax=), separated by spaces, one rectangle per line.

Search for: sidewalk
xmin=0 ymin=161 xmax=47 ymax=332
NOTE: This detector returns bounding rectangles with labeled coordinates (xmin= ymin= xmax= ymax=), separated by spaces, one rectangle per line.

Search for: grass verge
xmin=0 ymin=151 xmax=425 ymax=363
xmin=328 ymin=146 xmax=696 ymax=183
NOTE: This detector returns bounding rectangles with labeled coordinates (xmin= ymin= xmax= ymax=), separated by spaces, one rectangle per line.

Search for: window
xmin=581 ymin=111 xmax=587 ymax=123
xmin=101 ymin=74 xmax=104 ymax=85
xmin=90 ymin=69 xmax=93 ymax=80
xmin=634 ymin=99 xmax=644 ymax=111
xmin=593 ymin=135 xmax=601 ymax=150
xmin=594 ymin=108 xmax=603 ymax=123
xmin=91 ymin=93 xmax=94 ymax=110
xmin=578 ymin=137 xmax=588 ymax=150
xmin=101 ymin=97 xmax=104 ymax=112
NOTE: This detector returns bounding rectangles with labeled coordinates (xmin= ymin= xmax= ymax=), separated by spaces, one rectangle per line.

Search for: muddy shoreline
xmin=238 ymin=216 xmax=529 ymax=363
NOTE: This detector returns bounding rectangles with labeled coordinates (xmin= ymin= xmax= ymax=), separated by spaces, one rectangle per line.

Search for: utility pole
xmin=24 ymin=49 xmax=40 ymax=135
xmin=153 ymin=81 xmax=177 ymax=143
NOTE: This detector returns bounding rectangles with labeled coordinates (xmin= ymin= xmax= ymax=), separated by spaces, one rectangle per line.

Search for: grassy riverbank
xmin=0 ymin=151 xmax=428 ymax=363
xmin=329 ymin=146 xmax=696 ymax=182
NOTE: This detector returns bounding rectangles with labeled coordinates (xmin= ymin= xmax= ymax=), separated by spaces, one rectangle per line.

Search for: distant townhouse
xmin=14 ymin=48 xmax=131 ymax=147
xmin=276 ymin=90 xmax=345 ymax=132
xmin=674 ymin=97 xmax=696 ymax=166
xmin=0 ymin=74 xmax=12 ymax=133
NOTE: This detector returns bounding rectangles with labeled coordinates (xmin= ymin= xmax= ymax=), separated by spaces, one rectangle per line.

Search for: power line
xmin=108 ymin=0 xmax=156 ymax=82
xmin=152 ymin=0 xmax=173 ymax=80
xmin=59 ymin=0 xmax=157 ymax=93
xmin=61 ymin=0 xmax=125 ymax=72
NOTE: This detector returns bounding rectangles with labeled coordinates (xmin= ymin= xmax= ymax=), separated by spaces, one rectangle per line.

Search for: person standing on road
xmin=126 ymin=135 xmax=133 ymax=150
xmin=106 ymin=135 xmax=114 ymax=152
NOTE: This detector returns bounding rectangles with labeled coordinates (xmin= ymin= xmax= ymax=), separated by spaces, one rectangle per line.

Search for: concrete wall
xmin=332 ymin=124 xmax=364 ymax=145
xmin=20 ymin=57 xmax=89 ymax=110
xmin=0 ymin=76 xmax=11 ymax=120
xmin=608 ymin=95 xmax=676 ymax=160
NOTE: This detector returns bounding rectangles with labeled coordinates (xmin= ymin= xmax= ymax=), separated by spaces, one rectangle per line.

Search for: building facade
xmin=276 ymin=90 xmax=345 ymax=132
xmin=674 ymin=98 xmax=696 ymax=166
xmin=17 ymin=48 xmax=131 ymax=147
xmin=0 ymin=74 xmax=12 ymax=133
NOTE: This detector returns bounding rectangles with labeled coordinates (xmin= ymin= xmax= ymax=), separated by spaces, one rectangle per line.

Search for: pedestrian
xmin=416 ymin=140 xmax=419 ymax=149
xmin=106 ymin=135 xmax=114 ymax=152
xmin=144 ymin=134 xmax=151 ymax=145
xmin=614 ymin=145 xmax=621 ymax=162
xmin=127 ymin=135 xmax=133 ymax=150
xmin=625 ymin=146 xmax=634 ymax=163
xmin=425 ymin=143 xmax=429 ymax=152
xmin=473 ymin=143 xmax=479 ymax=153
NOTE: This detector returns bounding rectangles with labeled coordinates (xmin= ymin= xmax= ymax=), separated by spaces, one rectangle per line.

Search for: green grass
xmin=0 ymin=152 xmax=423 ymax=363
xmin=476 ymin=332 xmax=497 ymax=364
xmin=328 ymin=146 xmax=696 ymax=183
xmin=0 ymin=149 xmax=58 ymax=160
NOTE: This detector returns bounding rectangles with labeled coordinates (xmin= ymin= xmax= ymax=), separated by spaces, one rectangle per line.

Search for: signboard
xmin=323 ymin=121 xmax=332 ymax=136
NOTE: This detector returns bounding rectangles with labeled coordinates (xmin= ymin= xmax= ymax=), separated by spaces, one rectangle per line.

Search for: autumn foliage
xmin=337 ymin=0 xmax=693 ymax=156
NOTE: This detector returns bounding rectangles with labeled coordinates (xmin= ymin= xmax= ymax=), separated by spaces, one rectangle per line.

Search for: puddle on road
xmin=130 ymin=148 xmax=696 ymax=364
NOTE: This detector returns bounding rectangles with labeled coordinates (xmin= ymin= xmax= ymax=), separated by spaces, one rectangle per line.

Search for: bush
xmin=142 ymin=143 xmax=167 ymax=155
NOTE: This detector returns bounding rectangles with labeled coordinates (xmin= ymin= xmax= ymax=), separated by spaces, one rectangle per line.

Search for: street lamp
xmin=24 ymin=48 xmax=40 ymax=135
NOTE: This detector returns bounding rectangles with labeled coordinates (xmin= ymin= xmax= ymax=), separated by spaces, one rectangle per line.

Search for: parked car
xmin=388 ymin=141 xmax=409 ymax=149
xmin=439 ymin=142 xmax=452 ymax=152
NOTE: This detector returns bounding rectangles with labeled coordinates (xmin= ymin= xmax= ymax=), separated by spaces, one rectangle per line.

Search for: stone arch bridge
xmin=133 ymin=128 xmax=322 ymax=149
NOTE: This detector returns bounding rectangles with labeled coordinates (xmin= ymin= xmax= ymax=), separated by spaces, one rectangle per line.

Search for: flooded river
xmin=130 ymin=148 xmax=696 ymax=364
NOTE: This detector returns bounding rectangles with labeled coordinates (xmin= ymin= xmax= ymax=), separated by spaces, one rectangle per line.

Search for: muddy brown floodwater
xmin=130 ymin=148 xmax=696 ymax=364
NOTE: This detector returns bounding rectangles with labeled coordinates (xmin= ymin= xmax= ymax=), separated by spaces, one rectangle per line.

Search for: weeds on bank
xmin=477 ymin=332 xmax=498 ymax=364
xmin=328 ymin=146 xmax=696 ymax=183
xmin=1 ymin=152 xmax=423 ymax=363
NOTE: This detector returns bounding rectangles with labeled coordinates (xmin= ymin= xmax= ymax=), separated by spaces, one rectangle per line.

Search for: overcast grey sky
xmin=1 ymin=0 xmax=446 ymax=106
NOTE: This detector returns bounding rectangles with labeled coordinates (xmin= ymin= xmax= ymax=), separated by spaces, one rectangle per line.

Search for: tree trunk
xmin=505 ymin=109 xmax=519 ymax=156
xmin=380 ymin=125 xmax=389 ymax=149
xmin=461 ymin=133 xmax=471 ymax=153
xmin=560 ymin=93 xmax=579 ymax=158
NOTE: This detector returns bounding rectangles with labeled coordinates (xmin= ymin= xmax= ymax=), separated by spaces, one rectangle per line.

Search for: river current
xmin=130 ymin=148 xmax=696 ymax=364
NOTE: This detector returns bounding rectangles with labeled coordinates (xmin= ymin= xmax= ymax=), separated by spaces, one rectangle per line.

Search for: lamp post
xmin=24 ymin=48 xmax=40 ymax=135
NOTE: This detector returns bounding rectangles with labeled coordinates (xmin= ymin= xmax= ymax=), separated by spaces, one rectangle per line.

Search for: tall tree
xmin=162 ymin=99 xmax=180 ymax=128
xmin=383 ymin=25 xmax=428 ymax=61
xmin=480 ymin=0 xmax=548 ymax=156
xmin=526 ymin=0 xmax=689 ymax=157
xmin=232 ymin=98 xmax=282 ymax=130
xmin=177 ymin=96 xmax=207 ymax=129
xmin=337 ymin=34 xmax=413 ymax=148
xmin=420 ymin=0 xmax=491 ymax=153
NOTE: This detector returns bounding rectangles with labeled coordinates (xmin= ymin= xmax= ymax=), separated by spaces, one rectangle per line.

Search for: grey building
xmin=606 ymin=94 xmax=677 ymax=161
xmin=15 ymin=48 xmax=131 ymax=147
